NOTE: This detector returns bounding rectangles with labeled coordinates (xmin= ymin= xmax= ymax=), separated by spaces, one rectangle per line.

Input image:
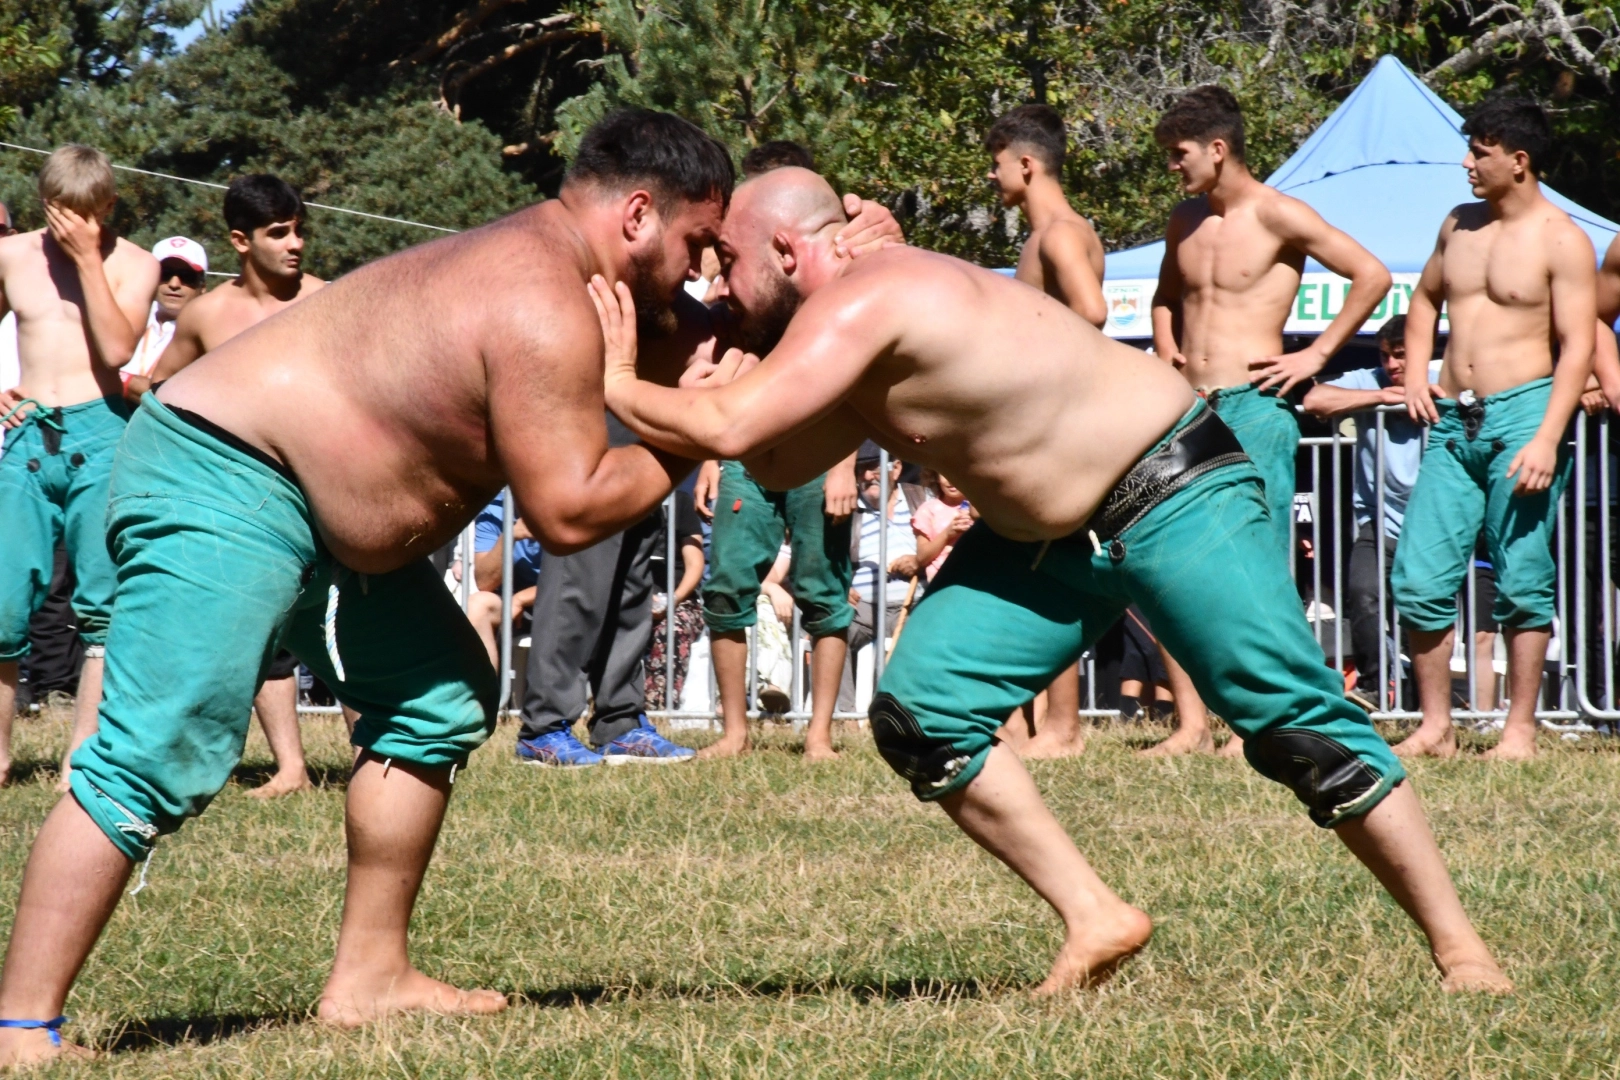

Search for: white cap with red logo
xmin=150 ymin=235 xmax=208 ymax=274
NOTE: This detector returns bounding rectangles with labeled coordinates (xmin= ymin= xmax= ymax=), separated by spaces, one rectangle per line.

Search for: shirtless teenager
xmin=592 ymin=165 xmax=1511 ymax=997
xmin=982 ymin=103 xmax=1101 ymax=760
xmin=1391 ymin=97 xmax=1596 ymax=761
xmin=1147 ymin=86 xmax=1392 ymax=757
xmin=142 ymin=174 xmax=328 ymax=799
xmin=0 ymin=146 xmax=159 ymax=792
xmin=0 ymin=110 xmax=726 ymax=1068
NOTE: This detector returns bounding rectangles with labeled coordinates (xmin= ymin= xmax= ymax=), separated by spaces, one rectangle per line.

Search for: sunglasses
xmin=161 ymin=264 xmax=204 ymax=288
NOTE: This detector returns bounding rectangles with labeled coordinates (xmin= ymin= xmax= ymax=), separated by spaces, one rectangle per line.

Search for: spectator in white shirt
xmin=839 ymin=445 xmax=923 ymax=710
xmin=122 ymin=236 xmax=207 ymax=393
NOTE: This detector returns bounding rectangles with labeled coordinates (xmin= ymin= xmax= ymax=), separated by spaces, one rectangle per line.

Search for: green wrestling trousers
xmin=1391 ymin=377 xmax=1567 ymax=632
xmin=0 ymin=395 xmax=131 ymax=658
xmin=70 ymin=396 xmax=496 ymax=860
xmin=874 ymin=403 xmax=1404 ymax=828
xmin=703 ymin=460 xmax=854 ymax=637
xmin=1204 ymin=383 xmax=1300 ymax=559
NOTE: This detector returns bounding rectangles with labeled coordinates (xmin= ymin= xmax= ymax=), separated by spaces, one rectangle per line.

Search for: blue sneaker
xmin=516 ymin=730 xmax=604 ymax=767
xmin=601 ymin=717 xmax=696 ymax=765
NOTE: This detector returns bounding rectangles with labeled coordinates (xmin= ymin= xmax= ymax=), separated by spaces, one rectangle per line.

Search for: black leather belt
xmin=1081 ymin=405 xmax=1249 ymax=541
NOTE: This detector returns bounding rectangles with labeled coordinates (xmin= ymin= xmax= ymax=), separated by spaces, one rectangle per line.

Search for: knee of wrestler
xmin=1242 ymin=726 xmax=1397 ymax=828
xmin=1389 ymin=562 xmax=1451 ymax=632
xmin=868 ymin=692 xmax=977 ymax=801
xmin=67 ymin=739 xmax=197 ymax=861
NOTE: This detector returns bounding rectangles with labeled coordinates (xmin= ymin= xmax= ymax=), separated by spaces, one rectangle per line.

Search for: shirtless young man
xmin=141 ymin=174 xmax=328 ymax=799
xmin=592 ymin=165 xmax=1511 ymax=997
xmin=1147 ymin=86 xmax=1392 ymax=757
xmin=0 ymin=109 xmax=727 ymax=1067
xmin=982 ymin=103 xmax=1102 ymax=760
xmin=0 ymin=146 xmax=159 ymax=791
xmin=1391 ymin=97 xmax=1596 ymax=761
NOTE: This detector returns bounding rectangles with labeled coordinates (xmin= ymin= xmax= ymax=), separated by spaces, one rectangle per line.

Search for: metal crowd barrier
xmin=299 ymin=420 xmax=1620 ymax=732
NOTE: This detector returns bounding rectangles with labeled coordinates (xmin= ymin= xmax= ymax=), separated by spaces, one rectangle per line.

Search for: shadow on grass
xmin=517 ymin=976 xmax=996 ymax=1008
xmin=105 ymin=1011 xmax=304 ymax=1052
xmin=230 ymin=763 xmax=352 ymax=791
xmin=2 ymin=761 xmax=62 ymax=787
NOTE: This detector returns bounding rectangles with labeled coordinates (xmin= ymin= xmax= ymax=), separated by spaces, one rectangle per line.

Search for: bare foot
xmin=1020 ymin=731 xmax=1086 ymax=759
xmin=802 ymin=743 xmax=841 ymax=762
xmin=1438 ymin=956 xmax=1514 ymax=995
xmin=1481 ymin=732 xmax=1537 ymax=762
xmin=1216 ymin=734 xmax=1245 ymax=759
xmin=317 ymin=967 xmax=508 ymax=1028
xmin=1392 ymin=723 xmax=1458 ymax=759
xmin=247 ymin=770 xmax=314 ymax=799
xmin=697 ymin=737 xmax=750 ymax=761
xmin=0 ymin=1029 xmax=97 ymax=1069
xmin=1138 ymin=726 xmax=1212 ymax=757
xmin=1033 ymin=904 xmax=1154 ymax=994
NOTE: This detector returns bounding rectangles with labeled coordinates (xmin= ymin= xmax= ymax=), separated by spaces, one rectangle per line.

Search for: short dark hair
xmin=1376 ymin=314 xmax=1406 ymax=351
xmin=986 ymin=104 xmax=1067 ymax=176
xmin=1461 ymin=95 xmax=1552 ymax=175
xmin=567 ymin=108 xmax=736 ymax=210
xmin=224 ymin=174 xmax=305 ymax=235
xmin=1154 ymin=85 xmax=1246 ymax=162
xmin=741 ymin=140 xmax=816 ymax=178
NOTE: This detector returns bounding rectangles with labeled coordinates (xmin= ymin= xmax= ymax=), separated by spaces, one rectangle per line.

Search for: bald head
xmin=726 ymin=166 xmax=845 ymax=246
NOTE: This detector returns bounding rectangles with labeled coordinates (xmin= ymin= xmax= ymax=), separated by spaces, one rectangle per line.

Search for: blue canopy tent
xmin=1100 ymin=55 xmax=1620 ymax=339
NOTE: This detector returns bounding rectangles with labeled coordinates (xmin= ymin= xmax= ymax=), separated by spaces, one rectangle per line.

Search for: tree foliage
xmin=3 ymin=0 xmax=1617 ymax=273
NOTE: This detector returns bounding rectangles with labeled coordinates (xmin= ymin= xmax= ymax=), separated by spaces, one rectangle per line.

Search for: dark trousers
xmin=519 ymin=513 xmax=658 ymax=747
xmin=18 ymin=546 xmax=84 ymax=706
xmin=1347 ymin=522 xmax=1398 ymax=692
xmin=1581 ymin=511 xmax=1620 ymax=709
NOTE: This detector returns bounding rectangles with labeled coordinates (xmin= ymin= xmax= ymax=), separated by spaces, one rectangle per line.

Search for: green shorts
xmin=0 ymin=395 xmax=131 ymax=658
xmin=1391 ymin=377 xmax=1567 ymax=632
xmin=69 ymin=396 xmax=497 ymax=860
xmin=873 ymin=403 xmax=1403 ymax=828
xmin=1204 ymin=383 xmax=1299 ymax=558
xmin=703 ymin=461 xmax=854 ymax=637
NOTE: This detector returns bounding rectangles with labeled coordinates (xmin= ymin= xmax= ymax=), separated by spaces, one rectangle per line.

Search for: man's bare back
xmin=1424 ymin=200 xmax=1594 ymax=397
xmin=1014 ymin=215 xmax=1105 ymax=321
xmin=158 ymin=200 xmax=695 ymax=574
xmin=0 ymin=226 xmax=156 ymax=406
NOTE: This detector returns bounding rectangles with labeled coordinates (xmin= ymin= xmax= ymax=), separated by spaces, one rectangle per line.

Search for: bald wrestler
xmin=1391 ymin=97 xmax=1596 ymax=760
xmin=982 ymin=103 xmax=1103 ymax=760
xmin=142 ymin=173 xmax=328 ymax=799
xmin=592 ymin=165 xmax=1511 ymax=997
xmin=1147 ymin=86 xmax=1392 ymax=757
xmin=0 ymin=109 xmax=727 ymax=1067
xmin=0 ymin=146 xmax=159 ymax=791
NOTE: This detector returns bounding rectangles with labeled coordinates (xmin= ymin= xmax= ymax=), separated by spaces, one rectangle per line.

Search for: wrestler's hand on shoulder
xmin=43 ymin=201 xmax=103 ymax=266
xmin=836 ymin=194 xmax=904 ymax=258
xmin=1249 ymin=343 xmax=1329 ymax=397
xmin=1507 ymin=436 xmax=1558 ymax=496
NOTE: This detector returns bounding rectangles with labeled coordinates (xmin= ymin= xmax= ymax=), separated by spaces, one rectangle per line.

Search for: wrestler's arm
xmin=741 ymin=406 xmax=872 ymax=491
xmin=597 ymin=273 xmax=890 ymax=461
xmin=490 ymin=295 xmax=692 ymax=554
xmin=1040 ymin=222 xmax=1107 ymax=328
xmin=148 ymin=297 xmax=211 ymax=382
xmin=1251 ymin=197 xmax=1392 ymax=394
xmin=1150 ymin=210 xmax=1186 ymax=365
xmin=1404 ymin=219 xmax=1451 ymax=424
xmin=1509 ymin=220 xmax=1598 ymax=494
xmin=1594 ymin=323 xmax=1620 ymax=411
xmin=44 ymin=205 xmax=153 ymax=371
xmin=1301 ymin=381 xmax=1403 ymax=420
xmin=1598 ymin=234 xmax=1620 ymax=326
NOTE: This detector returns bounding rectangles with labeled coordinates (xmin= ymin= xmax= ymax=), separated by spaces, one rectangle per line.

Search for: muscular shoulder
xmin=1165 ymin=197 xmax=1209 ymax=238
xmin=1039 ymin=216 xmax=1100 ymax=260
xmin=299 ymin=274 xmax=328 ymax=296
xmin=1252 ymin=189 xmax=1332 ymax=241
xmin=107 ymin=236 xmax=159 ymax=277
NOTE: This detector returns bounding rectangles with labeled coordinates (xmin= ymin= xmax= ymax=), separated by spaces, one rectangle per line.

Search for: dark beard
xmin=628 ymin=247 xmax=679 ymax=339
xmin=736 ymin=270 xmax=801 ymax=355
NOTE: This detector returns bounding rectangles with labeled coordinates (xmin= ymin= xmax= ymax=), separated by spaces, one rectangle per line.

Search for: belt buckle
xmin=1456 ymin=390 xmax=1484 ymax=441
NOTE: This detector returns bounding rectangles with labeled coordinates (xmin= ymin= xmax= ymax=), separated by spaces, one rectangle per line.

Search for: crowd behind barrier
xmin=275 ymin=411 xmax=1620 ymax=733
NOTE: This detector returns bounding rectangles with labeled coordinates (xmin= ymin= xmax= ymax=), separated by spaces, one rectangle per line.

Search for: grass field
xmin=3 ymin=705 xmax=1620 ymax=1078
